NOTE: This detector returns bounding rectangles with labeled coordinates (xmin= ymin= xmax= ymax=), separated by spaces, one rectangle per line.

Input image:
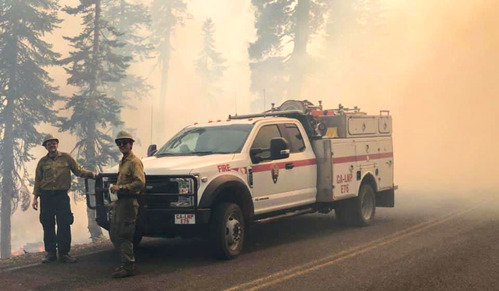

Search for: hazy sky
xmin=9 ymin=0 xmax=499 ymax=253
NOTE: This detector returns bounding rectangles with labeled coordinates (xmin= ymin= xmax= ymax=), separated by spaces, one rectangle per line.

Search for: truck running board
xmin=253 ymin=207 xmax=316 ymax=224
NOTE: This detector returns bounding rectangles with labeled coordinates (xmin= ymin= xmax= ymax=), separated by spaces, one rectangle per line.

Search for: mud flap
xmin=376 ymin=188 xmax=395 ymax=207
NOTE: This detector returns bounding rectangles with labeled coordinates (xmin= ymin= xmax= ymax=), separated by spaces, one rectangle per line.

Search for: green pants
xmin=110 ymin=198 xmax=138 ymax=269
xmin=39 ymin=190 xmax=73 ymax=256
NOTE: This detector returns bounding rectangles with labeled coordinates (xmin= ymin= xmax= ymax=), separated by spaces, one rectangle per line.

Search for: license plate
xmin=174 ymin=214 xmax=195 ymax=224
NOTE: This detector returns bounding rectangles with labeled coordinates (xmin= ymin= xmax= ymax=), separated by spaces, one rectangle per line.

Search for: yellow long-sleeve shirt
xmin=34 ymin=151 xmax=94 ymax=197
xmin=117 ymin=151 xmax=145 ymax=196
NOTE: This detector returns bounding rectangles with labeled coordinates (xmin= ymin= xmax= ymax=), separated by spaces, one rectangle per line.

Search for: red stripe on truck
xmin=333 ymin=152 xmax=393 ymax=164
xmin=250 ymin=152 xmax=392 ymax=173
xmin=252 ymin=158 xmax=316 ymax=173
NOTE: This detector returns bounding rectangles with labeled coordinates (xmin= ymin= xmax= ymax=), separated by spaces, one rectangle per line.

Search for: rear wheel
xmin=210 ymin=202 xmax=245 ymax=260
xmin=335 ymin=183 xmax=376 ymax=226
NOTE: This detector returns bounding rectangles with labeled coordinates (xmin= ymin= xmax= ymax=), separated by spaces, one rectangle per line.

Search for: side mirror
xmin=270 ymin=137 xmax=290 ymax=160
xmin=147 ymin=144 xmax=157 ymax=157
xmin=250 ymin=148 xmax=265 ymax=164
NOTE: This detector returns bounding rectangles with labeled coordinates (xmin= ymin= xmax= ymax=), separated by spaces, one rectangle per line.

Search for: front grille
xmin=142 ymin=194 xmax=179 ymax=209
xmin=97 ymin=174 xmax=197 ymax=210
xmin=145 ymin=176 xmax=178 ymax=193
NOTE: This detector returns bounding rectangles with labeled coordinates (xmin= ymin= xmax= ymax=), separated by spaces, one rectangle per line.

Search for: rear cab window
xmin=279 ymin=123 xmax=306 ymax=153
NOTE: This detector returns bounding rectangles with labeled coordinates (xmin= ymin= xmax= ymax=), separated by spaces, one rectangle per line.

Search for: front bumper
xmin=137 ymin=208 xmax=211 ymax=236
xmin=93 ymin=174 xmax=212 ymax=236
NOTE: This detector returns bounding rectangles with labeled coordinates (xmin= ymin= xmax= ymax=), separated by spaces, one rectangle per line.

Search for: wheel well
xmin=360 ymin=173 xmax=377 ymax=193
xmin=212 ymin=184 xmax=254 ymax=221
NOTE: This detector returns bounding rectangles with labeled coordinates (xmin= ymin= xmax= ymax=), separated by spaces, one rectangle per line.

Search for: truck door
xmin=278 ymin=123 xmax=316 ymax=204
xmin=250 ymin=123 xmax=316 ymax=215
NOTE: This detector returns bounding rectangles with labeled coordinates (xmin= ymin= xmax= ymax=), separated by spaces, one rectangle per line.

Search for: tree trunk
xmin=157 ymin=4 xmax=172 ymax=138
xmin=288 ymin=0 xmax=310 ymax=99
xmin=87 ymin=206 xmax=102 ymax=241
xmin=1 ymin=32 xmax=19 ymax=259
xmin=1 ymin=106 xmax=14 ymax=258
xmin=112 ymin=81 xmax=124 ymax=138
xmin=112 ymin=0 xmax=127 ymax=139
xmin=86 ymin=0 xmax=103 ymax=241
xmin=158 ymin=56 xmax=170 ymax=137
xmin=0 ymin=185 xmax=12 ymax=259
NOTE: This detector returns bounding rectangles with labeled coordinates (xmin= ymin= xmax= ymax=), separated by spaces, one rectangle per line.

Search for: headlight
xmin=169 ymin=177 xmax=195 ymax=207
xmin=170 ymin=177 xmax=195 ymax=194
xmin=170 ymin=196 xmax=194 ymax=208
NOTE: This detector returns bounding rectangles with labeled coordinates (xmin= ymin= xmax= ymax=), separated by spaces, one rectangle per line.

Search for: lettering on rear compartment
xmin=337 ymin=174 xmax=353 ymax=184
xmin=337 ymin=174 xmax=353 ymax=193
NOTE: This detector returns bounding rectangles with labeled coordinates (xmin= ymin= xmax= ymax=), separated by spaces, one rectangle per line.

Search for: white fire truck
xmin=86 ymin=100 xmax=396 ymax=259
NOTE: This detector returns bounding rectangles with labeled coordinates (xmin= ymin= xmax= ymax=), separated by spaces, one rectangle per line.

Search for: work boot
xmin=42 ymin=253 xmax=57 ymax=263
xmin=58 ymin=254 xmax=77 ymax=263
xmin=112 ymin=265 xmax=135 ymax=278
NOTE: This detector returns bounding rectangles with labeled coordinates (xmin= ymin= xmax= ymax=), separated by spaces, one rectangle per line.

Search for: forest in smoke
xmin=1 ymin=0 xmax=498 ymax=258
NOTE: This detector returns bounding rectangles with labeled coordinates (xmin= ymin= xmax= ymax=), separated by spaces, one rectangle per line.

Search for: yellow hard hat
xmin=115 ymin=130 xmax=135 ymax=142
xmin=42 ymin=134 xmax=59 ymax=146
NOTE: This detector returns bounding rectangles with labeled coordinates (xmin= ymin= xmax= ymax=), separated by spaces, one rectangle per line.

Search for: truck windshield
xmin=155 ymin=124 xmax=254 ymax=156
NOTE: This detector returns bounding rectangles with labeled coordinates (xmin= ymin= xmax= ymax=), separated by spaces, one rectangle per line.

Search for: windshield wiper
xmin=156 ymin=151 xmax=233 ymax=157
xmin=191 ymin=151 xmax=214 ymax=156
xmin=155 ymin=152 xmax=178 ymax=157
xmin=191 ymin=151 xmax=233 ymax=155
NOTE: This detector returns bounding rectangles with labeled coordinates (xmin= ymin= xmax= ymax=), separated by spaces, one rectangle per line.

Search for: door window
xmin=282 ymin=124 xmax=306 ymax=153
xmin=251 ymin=125 xmax=282 ymax=160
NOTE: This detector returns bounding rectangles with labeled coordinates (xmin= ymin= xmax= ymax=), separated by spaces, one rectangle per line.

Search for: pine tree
xmin=195 ymin=18 xmax=227 ymax=100
xmin=249 ymin=0 xmax=329 ymax=108
xmin=61 ymin=0 xmax=130 ymax=241
xmin=150 ymin=0 xmax=188 ymax=135
xmin=326 ymin=0 xmax=389 ymax=54
xmin=0 ymin=0 xmax=62 ymax=258
xmin=102 ymin=0 xmax=153 ymax=136
xmin=324 ymin=0 xmax=388 ymax=77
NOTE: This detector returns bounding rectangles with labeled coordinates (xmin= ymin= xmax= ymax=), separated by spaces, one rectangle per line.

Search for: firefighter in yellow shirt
xmin=109 ymin=131 xmax=145 ymax=278
xmin=32 ymin=134 xmax=97 ymax=263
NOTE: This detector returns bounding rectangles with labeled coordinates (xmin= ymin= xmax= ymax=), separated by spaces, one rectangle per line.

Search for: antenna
xmin=234 ymin=92 xmax=237 ymax=116
xmin=150 ymin=100 xmax=153 ymax=144
xmin=263 ymin=89 xmax=266 ymax=112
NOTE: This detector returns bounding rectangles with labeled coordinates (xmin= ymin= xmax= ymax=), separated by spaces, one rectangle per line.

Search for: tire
xmin=210 ymin=202 xmax=245 ymax=260
xmin=334 ymin=200 xmax=351 ymax=226
xmin=335 ymin=184 xmax=376 ymax=227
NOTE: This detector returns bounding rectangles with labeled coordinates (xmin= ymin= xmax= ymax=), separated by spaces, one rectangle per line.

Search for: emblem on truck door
xmin=271 ymin=164 xmax=280 ymax=183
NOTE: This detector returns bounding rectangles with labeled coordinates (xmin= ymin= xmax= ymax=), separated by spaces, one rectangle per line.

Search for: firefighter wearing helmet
xmin=109 ymin=131 xmax=145 ymax=278
xmin=33 ymin=134 xmax=97 ymax=263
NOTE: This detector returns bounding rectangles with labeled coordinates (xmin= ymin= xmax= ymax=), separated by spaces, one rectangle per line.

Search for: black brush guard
xmin=84 ymin=174 xmax=211 ymax=236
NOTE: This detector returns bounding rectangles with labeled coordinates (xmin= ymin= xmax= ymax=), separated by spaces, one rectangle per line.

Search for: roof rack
xmin=228 ymin=110 xmax=305 ymax=120
xmin=229 ymin=110 xmax=319 ymax=138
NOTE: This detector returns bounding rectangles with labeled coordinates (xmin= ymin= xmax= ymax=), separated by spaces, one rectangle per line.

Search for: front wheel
xmin=210 ymin=203 xmax=245 ymax=260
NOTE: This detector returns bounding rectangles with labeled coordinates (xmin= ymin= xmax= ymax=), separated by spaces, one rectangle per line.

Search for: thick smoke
xmin=8 ymin=0 xmax=498 ymax=255
xmin=304 ymin=0 xmax=499 ymax=193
